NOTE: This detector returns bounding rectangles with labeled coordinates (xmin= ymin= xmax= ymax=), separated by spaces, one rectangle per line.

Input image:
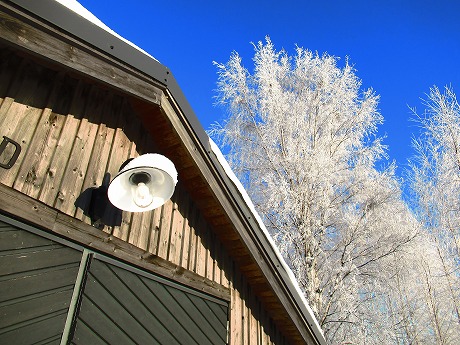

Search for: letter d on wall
xmin=0 ymin=136 xmax=21 ymax=169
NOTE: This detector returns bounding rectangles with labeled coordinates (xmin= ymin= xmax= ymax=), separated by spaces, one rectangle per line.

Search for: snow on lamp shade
xmin=108 ymin=154 xmax=178 ymax=212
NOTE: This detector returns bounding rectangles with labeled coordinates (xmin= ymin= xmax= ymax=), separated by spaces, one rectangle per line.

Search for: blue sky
xmin=78 ymin=0 xmax=460 ymax=177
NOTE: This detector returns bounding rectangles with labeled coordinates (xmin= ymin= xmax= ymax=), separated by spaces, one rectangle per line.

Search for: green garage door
xmin=73 ymin=257 xmax=228 ymax=345
xmin=0 ymin=219 xmax=82 ymax=344
xmin=0 ymin=216 xmax=228 ymax=345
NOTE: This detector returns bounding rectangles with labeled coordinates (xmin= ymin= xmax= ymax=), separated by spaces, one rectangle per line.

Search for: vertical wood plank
xmin=249 ymin=287 xmax=258 ymax=345
xmin=13 ymin=72 xmax=67 ymax=197
xmin=187 ymin=206 xmax=198 ymax=273
xmin=195 ymin=213 xmax=207 ymax=277
xmin=262 ymin=301 xmax=270 ymax=345
xmin=127 ymin=208 xmax=143 ymax=245
xmin=0 ymin=63 xmax=56 ymax=186
xmin=179 ymin=188 xmax=192 ymax=269
xmin=221 ymin=241 xmax=231 ymax=289
xmin=213 ymin=234 xmax=222 ymax=284
xmin=167 ymin=188 xmax=184 ymax=265
xmin=148 ymin=205 xmax=162 ymax=255
xmin=38 ymin=80 xmax=88 ymax=206
xmin=53 ymin=87 xmax=106 ymax=215
xmin=257 ymin=301 xmax=263 ymax=345
xmin=140 ymin=210 xmax=155 ymax=251
xmin=38 ymin=78 xmax=76 ymax=198
xmin=0 ymin=53 xmax=26 ymax=171
xmin=230 ymin=261 xmax=243 ymax=345
xmin=0 ymin=60 xmax=42 ymax=131
xmin=206 ymin=225 xmax=215 ymax=282
xmin=242 ymin=276 xmax=249 ymax=345
xmin=157 ymin=199 xmax=173 ymax=259
xmin=74 ymin=92 xmax=116 ymax=223
xmin=130 ymin=209 xmax=151 ymax=251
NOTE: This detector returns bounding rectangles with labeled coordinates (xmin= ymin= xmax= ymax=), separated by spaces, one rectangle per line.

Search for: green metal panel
xmin=0 ymin=215 xmax=228 ymax=345
xmin=72 ymin=258 xmax=228 ymax=345
xmin=0 ymin=220 xmax=82 ymax=345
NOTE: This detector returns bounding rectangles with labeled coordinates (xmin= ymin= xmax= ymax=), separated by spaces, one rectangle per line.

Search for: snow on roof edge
xmin=54 ymin=0 xmax=159 ymax=63
xmin=208 ymin=139 xmax=325 ymax=340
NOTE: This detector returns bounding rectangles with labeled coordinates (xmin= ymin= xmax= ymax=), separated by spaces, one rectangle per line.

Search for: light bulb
xmin=133 ymin=182 xmax=153 ymax=208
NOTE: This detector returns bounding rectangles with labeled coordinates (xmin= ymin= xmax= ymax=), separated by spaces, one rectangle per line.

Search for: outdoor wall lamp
xmin=107 ymin=154 xmax=178 ymax=212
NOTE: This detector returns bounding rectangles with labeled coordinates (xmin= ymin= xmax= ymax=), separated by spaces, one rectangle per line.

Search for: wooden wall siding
xmin=0 ymin=48 xmax=297 ymax=344
xmin=0 ymin=48 xmax=230 ymax=288
xmin=0 ymin=219 xmax=82 ymax=344
xmin=229 ymin=261 xmax=291 ymax=345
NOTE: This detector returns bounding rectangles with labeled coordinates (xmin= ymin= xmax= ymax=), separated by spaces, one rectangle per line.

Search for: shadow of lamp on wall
xmin=76 ymin=154 xmax=178 ymax=229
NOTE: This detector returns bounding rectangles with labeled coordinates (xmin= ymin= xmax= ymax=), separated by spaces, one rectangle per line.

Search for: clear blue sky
xmin=78 ymin=0 xmax=460 ymax=177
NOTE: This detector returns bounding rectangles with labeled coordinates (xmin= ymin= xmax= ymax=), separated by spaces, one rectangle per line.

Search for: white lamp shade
xmin=108 ymin=154 xmax=178 ymax=212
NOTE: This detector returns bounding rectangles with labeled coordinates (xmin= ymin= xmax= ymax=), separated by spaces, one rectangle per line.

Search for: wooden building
xmin=0 ymin=0 xmax=325 ymax=344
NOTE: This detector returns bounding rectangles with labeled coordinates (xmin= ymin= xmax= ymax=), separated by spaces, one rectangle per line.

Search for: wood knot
xmin=25 ymin=168 xmax=37 ymax=183
xmin=57 ymin=191 xmax=65 ymax=201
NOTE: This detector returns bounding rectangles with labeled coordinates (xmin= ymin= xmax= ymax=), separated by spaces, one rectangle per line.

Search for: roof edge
xmin=208 ymin=139 xmax=326 ymax=344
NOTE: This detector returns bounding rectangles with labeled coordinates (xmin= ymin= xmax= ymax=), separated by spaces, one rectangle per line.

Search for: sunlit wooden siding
xmin=0 ymin=47 xmax=217 ymax=276
xmin=0 ymin=47 xmax=290 ymax=344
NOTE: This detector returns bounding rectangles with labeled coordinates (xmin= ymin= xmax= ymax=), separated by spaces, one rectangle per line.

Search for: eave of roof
xmin=6 ymin=1 xmax=326 ymax=343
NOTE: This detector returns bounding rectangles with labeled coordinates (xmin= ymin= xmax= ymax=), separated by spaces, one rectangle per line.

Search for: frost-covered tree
xmin=379 ymin=228 xmax=460 ymax=344
xmin=212 ymin=37 xmax=417 ymax=343
xmin=406 ymin=86 xmax=460 ymax=344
